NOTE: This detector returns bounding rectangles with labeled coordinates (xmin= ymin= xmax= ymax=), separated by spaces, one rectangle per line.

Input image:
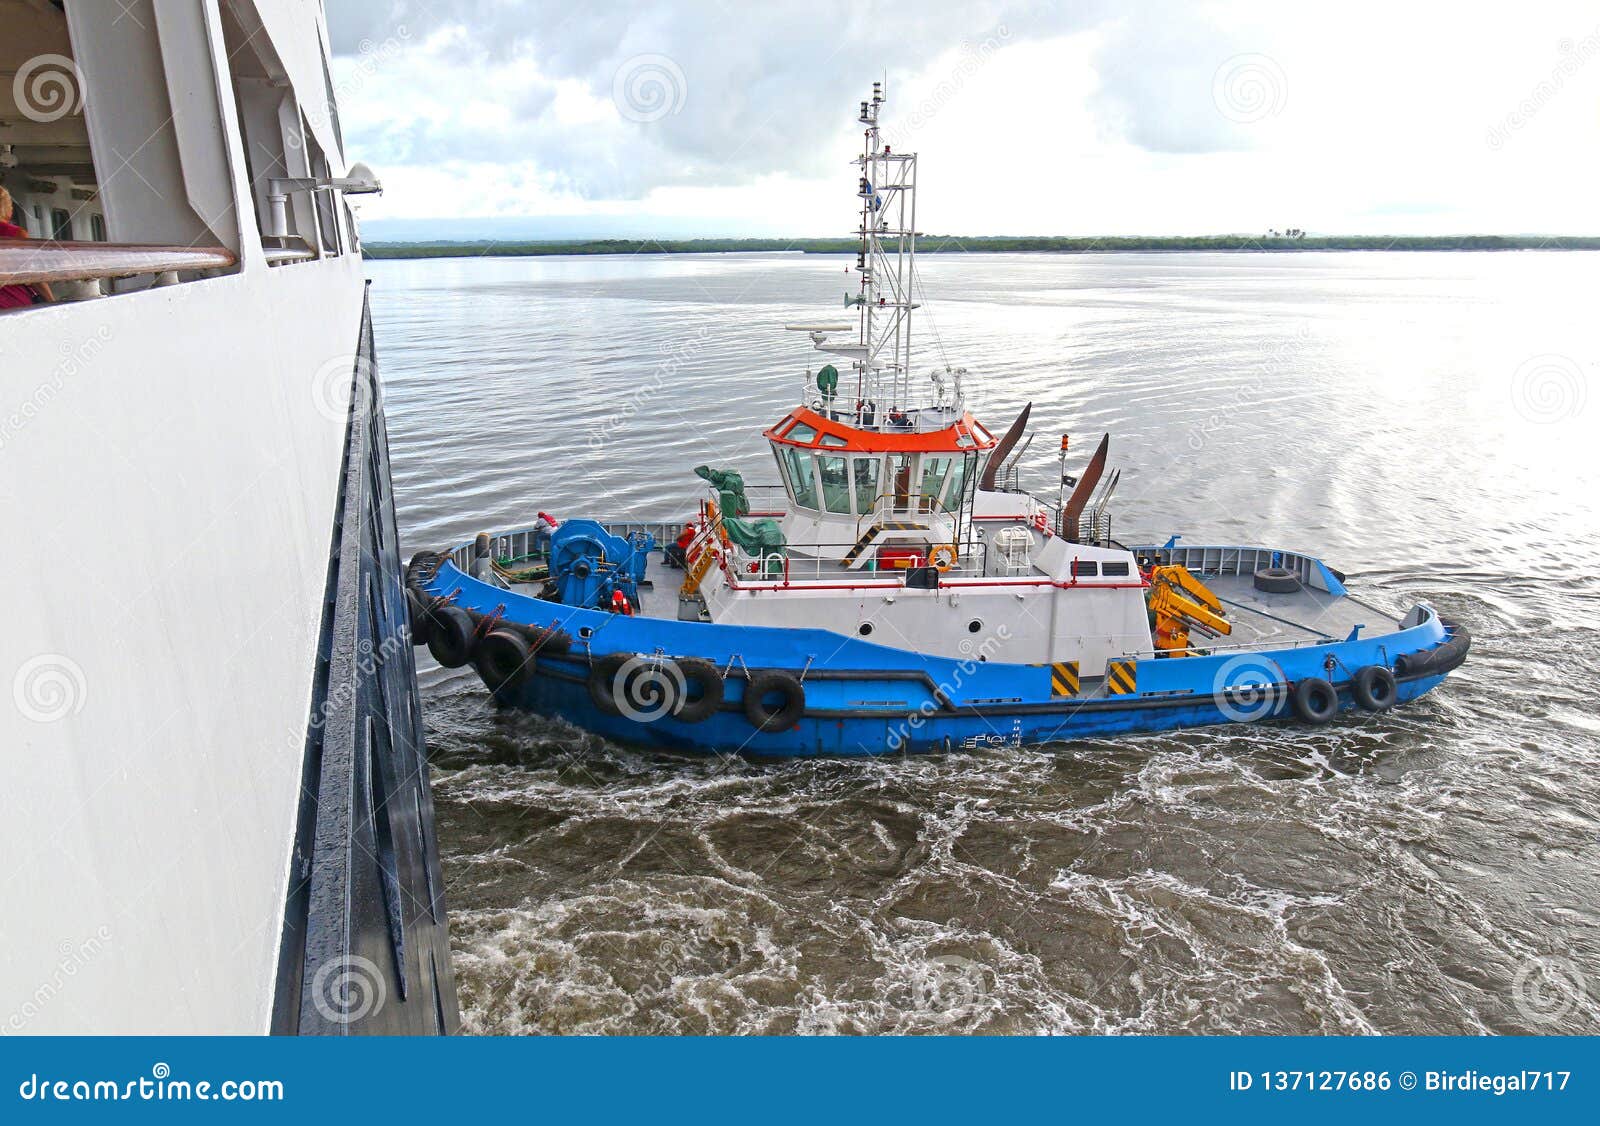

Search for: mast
xmin=853 ymin=83 xmax=919 ymax=412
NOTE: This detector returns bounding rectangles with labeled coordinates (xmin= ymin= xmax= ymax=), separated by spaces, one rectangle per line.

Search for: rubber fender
xmin=1292 ymin=676 xmax=1339 ymax=723
xmin=1395 ymin=620 xmax=1471 ymax=679
xmin=587 ymin=653 xmax=634 ymax=716
xmin=1352 ymin=665 xmax=1398 ymax=711
xmin=427 ymin=605 xmax=475 ymax=669
xmin=1253 ymin=566 xmax=1302 ymax=594
xmin=475 ymin=629 xmax=534 ymax=691
xmin=743 ymin=671 xmax=806 ymax=732
xmin=672 ymin=658 xmax=725 ymax=724
xmin=405 ymin=589 xmax=433 ymax=647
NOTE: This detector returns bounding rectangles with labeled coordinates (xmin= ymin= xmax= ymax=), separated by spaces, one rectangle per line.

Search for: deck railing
xmin=0 ymin=238 xmax=237 ymax=288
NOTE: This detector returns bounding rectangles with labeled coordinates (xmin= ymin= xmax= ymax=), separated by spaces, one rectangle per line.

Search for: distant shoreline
xmin=363 ymin=234 xmax=1600 ymax=260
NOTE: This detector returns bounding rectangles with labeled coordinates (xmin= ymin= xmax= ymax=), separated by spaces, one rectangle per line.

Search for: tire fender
xmin=587 ymin=653 xmax=634 ymax=716
xmin=475 ymin=629 xmax=534 ymax=691
xmin=427 ymin=605 xmax=475 ymax=669
xmin=742 ymin=671 xmax=806 ymax=732
xmin=1291 ymin=676 xmax=1339 ymax=724
xmin=1352 ymin=665 xmax=1398 ymax=711
xmin=672 ymin=658 xmax=725 ymax=723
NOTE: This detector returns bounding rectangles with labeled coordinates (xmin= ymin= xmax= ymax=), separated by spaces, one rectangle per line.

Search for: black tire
xmin=587 ymin=653 xmax=633 ymax=716
xmin=672 ymin=658 xmax=725 ymax=724
xmin=1352 ymin=665 xmax=1397 ymax=711
xmin=474 ymin=629 xmax=534 ymax=691
xmin=427 ymin=605 xmax=475 ymax=669
xmin=405 ymin=589 xmax=433 ymax=647
xmin=743 ymin=671 xmax=805 ymax=732
xmin=1254 ymin=566 xmax=1302 ymax=594
xmin=1292 ymin=676 xmax=1339 ymax=724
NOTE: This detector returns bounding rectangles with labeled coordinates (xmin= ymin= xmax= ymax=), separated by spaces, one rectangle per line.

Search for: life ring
xmin=405 ymin=589 xmax=433 ymax=646
xmin=672 ymin=658 xmax=725 ymax=723
xmin=474 ymin=629 xmax=534 ymax=691
xmin=928 ymin=544 xmax=958 ymax=572
xmin=587 ymin=653 xmax=634 ymax=716
xmin=743 ymin=670 xmax=806 ymax=732
xmin=1291 ymin=676 xmax=1339 ymax=724
xmin=1253 ymin=567 xmax=1302 ymax=594
xmin=426 ymin=605 xmax=475 ymax=669
xmin=1352 ymin=665 xmax=1397 ymax=711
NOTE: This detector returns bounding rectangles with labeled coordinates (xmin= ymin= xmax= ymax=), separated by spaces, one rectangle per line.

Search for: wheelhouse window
xmin=783 ymin=446 xmax=818 ymax=510
xmin=817 ymin=455 xmax=851 ymax=514
xmin=852 ymin=457 xmax=881 ymax=515
xmin=920 ymin=457 xmax=952 ymax=512
xmin=943 ymin=453 xmax=973 ymax=510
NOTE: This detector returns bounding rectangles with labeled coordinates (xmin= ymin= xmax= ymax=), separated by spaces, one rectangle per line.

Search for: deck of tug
xmin=1199 ymin=572 xmax=1398 ymax=650
xmin=496 ymin=549 xmax=1401 ymax=651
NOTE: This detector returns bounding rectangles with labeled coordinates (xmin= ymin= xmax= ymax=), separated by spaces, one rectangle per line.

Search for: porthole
xmin=859 ymin=622 xmax=874 ymax=636
xmin=967 ymin=619 xmax=982 ymax=633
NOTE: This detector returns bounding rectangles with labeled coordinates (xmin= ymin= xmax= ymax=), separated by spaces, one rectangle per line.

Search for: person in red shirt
xmin=0 ymin=185 xmax=54 ymax=309
xmin=665 ymin=523 xmax=696 ymax=569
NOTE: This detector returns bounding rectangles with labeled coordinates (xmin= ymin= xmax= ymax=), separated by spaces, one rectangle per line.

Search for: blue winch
xmin=548 ymin=519 xmax=654 ymax=611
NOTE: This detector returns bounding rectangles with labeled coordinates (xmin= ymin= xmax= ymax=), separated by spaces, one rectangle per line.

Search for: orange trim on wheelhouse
xmin=764 ymin=406 xmax=998 ymax=454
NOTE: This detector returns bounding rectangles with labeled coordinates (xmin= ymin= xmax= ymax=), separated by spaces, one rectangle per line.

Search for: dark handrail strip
xmin=0 ymin=238 xmax=237 ymax=285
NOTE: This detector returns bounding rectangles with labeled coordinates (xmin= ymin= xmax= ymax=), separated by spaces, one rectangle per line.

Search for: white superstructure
xmin=672 ymin=85 xmax=1151 ymax=671
xmin=1 ymin=1 xmax=453 ymax=1035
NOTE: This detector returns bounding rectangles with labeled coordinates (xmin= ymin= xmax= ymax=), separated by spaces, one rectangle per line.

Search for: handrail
xmin=0 ymin=238 xmax=236 ymax=286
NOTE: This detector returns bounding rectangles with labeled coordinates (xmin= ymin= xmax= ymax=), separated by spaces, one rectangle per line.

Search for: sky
xmin=325 ymin=1 xmax=1600 ymax=239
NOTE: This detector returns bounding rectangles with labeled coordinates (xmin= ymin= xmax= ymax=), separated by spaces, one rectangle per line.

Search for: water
xmin=370 ymin=251 xmax=1600 ymax=1034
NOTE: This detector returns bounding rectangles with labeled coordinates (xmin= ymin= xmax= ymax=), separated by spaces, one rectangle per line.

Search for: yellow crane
xmin=1146 ymin=565 xmax=1232 ymax=656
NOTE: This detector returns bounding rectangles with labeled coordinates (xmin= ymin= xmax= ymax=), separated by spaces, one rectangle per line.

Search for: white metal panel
xmin=0 ymin=253 xmax=366 ymax=1033
xmin=250 ymin=0 xmax=343 ymax=169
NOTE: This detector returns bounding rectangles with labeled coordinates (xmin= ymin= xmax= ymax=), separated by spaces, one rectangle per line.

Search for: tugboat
xmin=406 ymin=85 xmax=1470 ymax=756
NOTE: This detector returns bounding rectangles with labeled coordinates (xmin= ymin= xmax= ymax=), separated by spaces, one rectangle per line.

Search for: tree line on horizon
xmin=361 ymin=234 xmax=1600 ymax=259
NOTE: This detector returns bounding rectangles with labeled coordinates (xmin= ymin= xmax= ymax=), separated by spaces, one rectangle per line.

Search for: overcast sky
xmin=326 ymin=1 xmax=1600 ymax=238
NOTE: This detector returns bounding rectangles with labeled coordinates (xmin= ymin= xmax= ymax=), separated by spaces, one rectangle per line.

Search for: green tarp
xmin=694 ymin=465 xmax=787 ymax=564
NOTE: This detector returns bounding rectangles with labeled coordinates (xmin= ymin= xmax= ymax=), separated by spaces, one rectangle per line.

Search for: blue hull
xmin=496 ymin=663 xmax=1454 ymax=756
xmin=412 ymin=553 xmax=1469 ymax=757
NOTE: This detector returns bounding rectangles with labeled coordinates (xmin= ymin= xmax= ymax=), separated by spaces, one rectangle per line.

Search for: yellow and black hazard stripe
xmin=1106 ymin=658 xmax=1138 ymax=696
xmin=841 ymin=520 xmax=930 ymax=567
xmin=1049 ymin=661 xmax=1080 ymax=697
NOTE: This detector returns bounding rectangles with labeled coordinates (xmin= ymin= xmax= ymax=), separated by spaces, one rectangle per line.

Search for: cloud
xmin=327 ymin=0 xmax=1106 ymax=199
xmin=327 ymin=1 xmax=1600 ymax=235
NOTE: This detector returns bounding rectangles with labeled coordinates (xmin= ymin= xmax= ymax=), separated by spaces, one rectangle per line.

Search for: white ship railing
xmin=0 ymin=238 xmax=237 ymax=291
